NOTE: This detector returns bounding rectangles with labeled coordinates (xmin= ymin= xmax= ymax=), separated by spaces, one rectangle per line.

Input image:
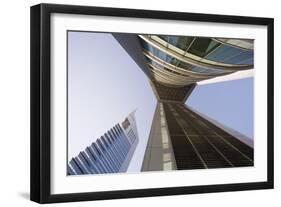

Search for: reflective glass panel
xmin=166 ymin=55 xmax=180 ymax=66
xmin=164 ymin=36 xmax=195 ymax=51
xmin=158 ymin=35 xmax=169 ymax=42
xmin=224 ymin=50 xmax=253 ymax=65
xmin=177 ymin=61 xmax=192 ymax=69
xmin=191 ymin=66 xmax=227 ymax=74
xmin=206 ymin=44 xmax=246 ymax=63
xmin=188 ymin=38 xmax=220 ymax=57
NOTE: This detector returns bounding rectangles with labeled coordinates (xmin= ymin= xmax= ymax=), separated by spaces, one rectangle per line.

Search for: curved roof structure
xmin=138 ymin=35 xmax=254 ymax=87
xmin=114 ymin=33 xmax=254 ymax=102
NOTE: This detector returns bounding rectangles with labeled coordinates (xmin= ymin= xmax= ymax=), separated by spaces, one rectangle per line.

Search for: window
xmin=224 ymin=50 xmax=253 ymax=65
xmin=122 ymin=118 xmax=130 ymax=130
xmin=177 ymin=61 xmax=192 ymax=70
xmin=166 ymin=55 xmax=180 ymax=66
xmin=206 ymin=44 xmax=247 ymax=63
xmin=158 ymin=35 xmax=169 ymax=42
xmin=191 ymin=66 xmax=227 ymax=74
xmin=188 ymin=38 xmax=220 ymax=57
xmin=169 ymin=36 xmax=195 ymax=51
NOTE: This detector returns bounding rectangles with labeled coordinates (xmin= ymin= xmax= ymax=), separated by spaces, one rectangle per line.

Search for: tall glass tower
xmin=67 ymin=112 xmax=139 ymax=175
xmin=114 ymin=34 xmax=254 ymax=171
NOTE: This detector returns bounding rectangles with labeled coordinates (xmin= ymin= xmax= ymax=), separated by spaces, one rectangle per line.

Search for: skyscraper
xmin=68 ymin=112 xmax=139 ymax=175
xmin=113 ymin=34 xmax=254 ymax=171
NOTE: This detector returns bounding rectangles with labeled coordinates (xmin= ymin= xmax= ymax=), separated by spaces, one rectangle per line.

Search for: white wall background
xmin=0 ymin=0 xmax=280 ymax=206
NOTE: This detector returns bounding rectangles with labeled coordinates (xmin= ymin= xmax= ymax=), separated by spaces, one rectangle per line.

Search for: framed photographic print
xmin=30 ymin=3 xmax=274 ymax=203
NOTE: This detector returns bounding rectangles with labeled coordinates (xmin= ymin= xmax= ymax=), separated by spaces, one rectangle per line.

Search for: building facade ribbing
xmin=68 ymin=112 xmax=139 ymax=175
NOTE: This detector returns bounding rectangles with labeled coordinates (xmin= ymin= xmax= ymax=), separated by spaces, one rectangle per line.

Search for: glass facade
xmin=68 ymin=114 xmax=139 ymax=175
xmin=159 ymin=35 xmax=195 ymax=51
xmin=138 ymin=35 xmax=254 ymax=86
xmin=141 ymin=38 xmax=187 ymax=69
xmin=187 ymin=37 xmax=221 ymax=57
xmin=163 ymin=103 xmax=253 ymax=169
xmin=141 ymin=101 xmax=254 ymax=172
xmin=207 ymin=44 xmax=254 ymax=65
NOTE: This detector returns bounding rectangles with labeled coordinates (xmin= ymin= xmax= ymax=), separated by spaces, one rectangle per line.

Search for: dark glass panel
xmin=158 ymin=35 xmax=195 ymax=51
xmin=158 ymin=35 xmax=169 ymax=42
xmin=172 ymin=36 xmax=195 ymax=51
xmin=188 ymin=38 xmax=220 ymax=57
xmin=177 ymin=61 xmax=192 ymax=69
xmin=205 ymin=40 xmax=221 ymax=53
xmin=160 ymin=36 xmax=194 ymax=51
xmin=166 ymin=55 xmax=180 ymax=66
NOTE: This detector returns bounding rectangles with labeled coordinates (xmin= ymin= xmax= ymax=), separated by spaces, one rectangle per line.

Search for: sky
xmin=68 ymin=31 xmax=253 ymax=172
xmin=68 ymin=32 xmax=156 ymax=172
xmin=187 ymin=77 xmax=253 ymax=139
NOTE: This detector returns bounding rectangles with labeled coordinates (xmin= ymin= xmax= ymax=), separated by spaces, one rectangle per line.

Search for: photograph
xmin=67 ymin=32 xmax=254 ymax=175
xmin=30 ymin=3 xmax=274 ymax=203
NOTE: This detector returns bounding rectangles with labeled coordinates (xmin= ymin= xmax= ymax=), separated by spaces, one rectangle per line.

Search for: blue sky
xmin=68 ymin=31 xmax=253 ymax=172
xmin=187 ymin=78 xmax=253 ymax=139
xmin=68 ymin=32 xmax=156 ymax=172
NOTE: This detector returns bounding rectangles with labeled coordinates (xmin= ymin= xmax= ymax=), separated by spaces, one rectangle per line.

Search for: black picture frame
xmin=30 ymin=3 xmax=274 ymax=204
